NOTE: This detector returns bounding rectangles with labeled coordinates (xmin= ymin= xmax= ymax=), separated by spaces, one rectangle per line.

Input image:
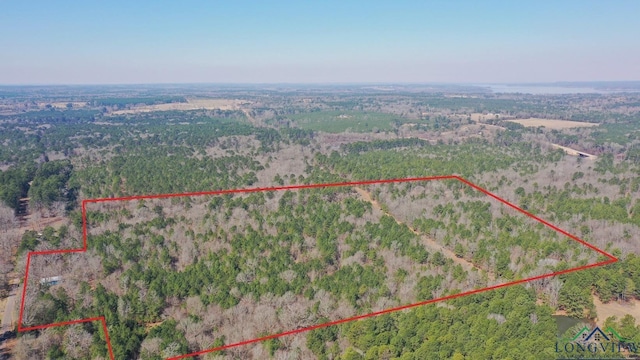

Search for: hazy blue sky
xmin=1 ymin=1 xmax=639 ymax=84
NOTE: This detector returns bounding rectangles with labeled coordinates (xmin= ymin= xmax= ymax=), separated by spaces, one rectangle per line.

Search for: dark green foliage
xmin=0 ymin=164 xmax=35 ymax=210
xmin=85 ymin=284 xmax=146 ymax=359
xmin=558 ymin=284 xmax=594 ymax=318
xmin=416 ymin=275 xmax=444 ymax=300
xmin=592 ymin=120 xmax=640 ymax=145
xmin=18 ymin=230 xmax=40 ymax=254
xmin=501 ymin=121 xmax=526 ymax=131
xmin=18 ymin=226 xmax=69 ymax=253
xmin=319 ymin=140 xmax=559 ymax=180
xmin=307 ymin=320 xmax=339 ymax=358
xmin=145 ymin=320 xmax=189 ymax=358
xmin=263 ymin=337 xmax=283 ymax=357
xmin=29 ymin=159 xmax=75 ymax=207
xmin=280 ymin=127 xmax=315 ymax=145
xmin=47 ymin=345 xmax=65 ymax=359
xmin=594 ymin=153 xmax=617 ymax=174
xmin=75 ymin=149 xmax=262 ymax=198
xmin=316 ymin=264 xmax=385 ymax=307
xmin=340 ymin=286 xmax=557 ymax=360
xmin=364 ymin=216 xmax=429 ymax=264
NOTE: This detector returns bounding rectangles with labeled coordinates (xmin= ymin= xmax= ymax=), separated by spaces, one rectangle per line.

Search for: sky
xmin=1 ymin=0 xmax=639 ymax=84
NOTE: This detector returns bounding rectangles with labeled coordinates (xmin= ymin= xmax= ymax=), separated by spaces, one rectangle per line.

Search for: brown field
xmin=506 ymin=118 xmax=599 ymax=129
xmin=110 ymin=98 xmax=248 ymax=115
xmin=594 ymin=296 xmax=640 ymax=327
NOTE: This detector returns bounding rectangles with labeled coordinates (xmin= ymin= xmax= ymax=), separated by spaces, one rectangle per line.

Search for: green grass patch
xmin=592 ymin=122 xmax=640 ymax=145
xmin=289 ymin=111 xmax=404 ymax=133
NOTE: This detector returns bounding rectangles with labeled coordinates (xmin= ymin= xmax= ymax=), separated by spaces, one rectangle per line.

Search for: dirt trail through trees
xmin=354 ymin=187 xmax=495 ymax=281
xmin=241 ymin=108 xmax=259 ymax=127
xmin=16 ymin=197 xmax=65 ymax=231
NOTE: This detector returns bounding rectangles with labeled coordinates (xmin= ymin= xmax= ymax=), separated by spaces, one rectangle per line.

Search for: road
xmin=0 ymin=283 xmax=19 ymax=358
xmin=0 ymin=288 xmax=17 ymax=334
xmin=241 ymin=108 xmax=259 ymax=127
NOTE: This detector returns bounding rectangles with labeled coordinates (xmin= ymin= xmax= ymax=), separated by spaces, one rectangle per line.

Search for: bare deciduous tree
xmin=62 ymin=325 xmax=93 ymax=359
xmin=13 ymin=333 xmax=43 ymax=360
xmin=139 ymin=337 xmax=162 ymax=359
xmin=0 ymin=204 xmax=17 ymax=231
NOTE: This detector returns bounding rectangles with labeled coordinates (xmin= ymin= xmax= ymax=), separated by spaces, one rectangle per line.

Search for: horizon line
xmin=2 ymin=80 xmax=640 ymax=87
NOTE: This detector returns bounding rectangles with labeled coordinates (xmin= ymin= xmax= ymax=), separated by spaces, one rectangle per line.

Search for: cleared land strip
xmin=468 ymin=116 xmax=599 ymax=160
xmin=353 ymin=187 xmax=496 ymax=281
xmin=506 ymin=118 xmax=599 ymax=129
xmin=551 ymin=143 xmax=598 ymax=159
xmin=593 ymin=296 xmax=640 ymax=327
xmin=241 ymin=108 xmax=259 ymax=126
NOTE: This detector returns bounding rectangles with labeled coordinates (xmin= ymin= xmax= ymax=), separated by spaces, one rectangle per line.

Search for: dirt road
xmin=0 ymin=288 xmax=17 ymax=333
xmin=354 ymin=187 xmax=495 ymax=280
xmin=0 ymin=278 xmax=22 ymax=356
xmin=241 ymin=108 xmax=259 ymax=127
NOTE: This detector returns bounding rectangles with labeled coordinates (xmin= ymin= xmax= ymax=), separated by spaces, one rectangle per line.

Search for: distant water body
xmin=482 ymin=84 xmax=625 ymax=95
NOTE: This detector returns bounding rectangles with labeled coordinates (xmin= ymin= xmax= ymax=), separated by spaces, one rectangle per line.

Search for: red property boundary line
xmin=16 ymin=175 xmax=618 ymax=360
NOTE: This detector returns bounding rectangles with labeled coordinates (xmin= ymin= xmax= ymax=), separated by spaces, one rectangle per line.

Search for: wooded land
xmin=2 ymin=86 xmax=640 ymax=359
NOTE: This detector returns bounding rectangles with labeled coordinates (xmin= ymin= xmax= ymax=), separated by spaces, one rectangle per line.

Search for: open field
xmin=109 ymin=99 xmax=248 ymax=115
xmin=594 ymin=296 xmax=640 ymax=327
xmin=506 ymin=118 xmax=600 ymax=129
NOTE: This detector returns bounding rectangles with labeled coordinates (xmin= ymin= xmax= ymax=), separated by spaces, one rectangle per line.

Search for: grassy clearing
xmin=506 ymin=118 xmax=599 ymax=129
xmin=592 ymin=122 xmax=640 ymax=145
xmin=289 ymin=111 xmax=404 ymax=133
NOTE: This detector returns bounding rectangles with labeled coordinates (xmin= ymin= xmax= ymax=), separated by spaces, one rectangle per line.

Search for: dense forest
xmin=2 ymin=86 xmax=640 ymax=359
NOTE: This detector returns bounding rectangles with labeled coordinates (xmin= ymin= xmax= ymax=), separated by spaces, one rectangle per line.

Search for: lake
xmin=483 ymin=84 xmax=614 ymax=95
